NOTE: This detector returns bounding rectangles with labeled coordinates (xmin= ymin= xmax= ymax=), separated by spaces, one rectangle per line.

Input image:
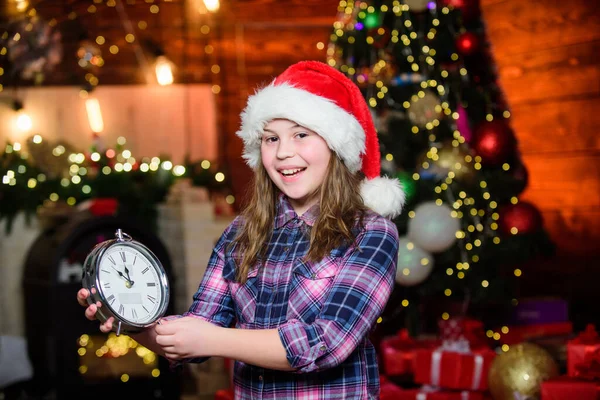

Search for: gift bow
xmin=575 ymin=348 xmax=600 ymax=380
xmin=430 ymin=338 xmax=484 ymax=390
xmin=574 ymin=324 xmax=599 ymax=344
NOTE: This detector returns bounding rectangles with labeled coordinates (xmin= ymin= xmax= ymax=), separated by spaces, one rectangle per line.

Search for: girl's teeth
xmin=282 ymin=168 xmax=302 ymax=175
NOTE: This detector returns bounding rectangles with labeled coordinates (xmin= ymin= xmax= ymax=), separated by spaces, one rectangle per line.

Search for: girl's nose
xmin=276 ymin=138 xmax=295 ymax=159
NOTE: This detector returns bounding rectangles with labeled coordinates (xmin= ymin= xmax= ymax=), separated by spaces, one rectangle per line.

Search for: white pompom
xmin=360 ymin=176 xmax=406 ymax=219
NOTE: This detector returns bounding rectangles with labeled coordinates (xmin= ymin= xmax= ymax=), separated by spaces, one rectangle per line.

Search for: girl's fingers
xmin=99 ymin=317 xmax=114 ymax=333
xmin=76 ymin=289 xmax=89 ymax=307
xmin=85 ymin=303 xmax=98 ymax=320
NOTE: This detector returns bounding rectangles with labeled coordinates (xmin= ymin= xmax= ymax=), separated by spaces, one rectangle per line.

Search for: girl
xmin=78 ymin=60 xmax=405 ymax=399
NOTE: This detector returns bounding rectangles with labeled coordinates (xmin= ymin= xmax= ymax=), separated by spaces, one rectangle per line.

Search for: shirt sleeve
xmin=166 ymin=219 xmax=239 ymax=365
xmin=277 ymin=216 xmax=399 ymax=373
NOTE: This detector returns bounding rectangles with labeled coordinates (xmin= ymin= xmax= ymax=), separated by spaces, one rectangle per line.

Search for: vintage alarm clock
xmin=82 ymin=229 xmax=170 ymax=336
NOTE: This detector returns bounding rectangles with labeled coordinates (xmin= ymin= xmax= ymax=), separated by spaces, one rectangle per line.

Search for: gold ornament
xmin=417 ymin=142 xmax=475 ymax=183
xmin=408 ymin=89 xmax=442 ymax=127
xmin=488 ymin=342 xmax=559 ymax=400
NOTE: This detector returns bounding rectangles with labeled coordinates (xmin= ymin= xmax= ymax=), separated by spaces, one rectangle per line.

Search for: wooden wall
xmin=480 ymin=0 xmax=600 ymax=326
xmin=208 ymin=0 xmax=340 ymax=205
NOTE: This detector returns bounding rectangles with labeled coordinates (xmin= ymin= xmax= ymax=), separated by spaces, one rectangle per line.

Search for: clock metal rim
xmin=82 ymin=231 xmax=170 ymax=333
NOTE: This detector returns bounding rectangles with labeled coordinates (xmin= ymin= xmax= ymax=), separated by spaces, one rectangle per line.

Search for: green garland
xmin=0 ymin=135 xmax=229 ymax=234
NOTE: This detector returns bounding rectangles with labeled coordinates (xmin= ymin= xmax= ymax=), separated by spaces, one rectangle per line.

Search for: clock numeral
xmin=108 ymin=255 xmax=116 ymax=265
xmin=120 ymin=252 xmax=127 ymax=262
xmin=132 ymin=308 xmax=138 ymax=320
xmin=133 ymin=256 xmax=137 ymax=265
xmin=101 ymin=269 xmax=110 ymax=274
xmin=147 ymin=282 xmax=156 ymax=287
xmin=104 ymin=282 xmax=111 ymax=289
xmin=107 ymin=294 xmax=115 ymax=305
xmin=147 ymin=295 xmax=156 ymax=304
xmin=142 ymin=305 xmax=150 ymax=313
xmin=119 ymin=304 xmax=125 ymax=315
xmin=141 ymin=267 xmax=149 ymax=275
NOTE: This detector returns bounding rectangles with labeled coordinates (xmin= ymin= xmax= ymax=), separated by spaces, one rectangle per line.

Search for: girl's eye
xmin=263 ymin=136 xmax=278 ymax=143
xmin=295 ymin=132 xmax=309 ymax=139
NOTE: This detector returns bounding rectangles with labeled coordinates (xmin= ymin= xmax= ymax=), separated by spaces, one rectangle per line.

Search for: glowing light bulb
xmin=85 ymin=98 xmax=104 ymax=133
xmin=203 ymin=0 xmax=220 ymax=12
xmin=16 ymin=110 xmax=32 ymax=132
xmin=155 ymin=56 xmax=174 ymax=86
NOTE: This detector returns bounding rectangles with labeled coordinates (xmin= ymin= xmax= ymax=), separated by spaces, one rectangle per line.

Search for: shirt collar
xmin=274 ymin=193 xmax=320 ymax=229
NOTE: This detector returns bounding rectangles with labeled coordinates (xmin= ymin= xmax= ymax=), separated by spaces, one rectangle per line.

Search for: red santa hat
xmin=236 ymin=60 xmax=405 ymax=218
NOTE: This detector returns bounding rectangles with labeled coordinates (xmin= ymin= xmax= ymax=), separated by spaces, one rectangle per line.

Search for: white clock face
xmin=97 ymin=244 xmax=164 ymax=325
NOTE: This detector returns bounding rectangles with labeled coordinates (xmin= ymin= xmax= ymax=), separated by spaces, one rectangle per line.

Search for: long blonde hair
xmin=232 ymin=154 xmax=367 ymax=283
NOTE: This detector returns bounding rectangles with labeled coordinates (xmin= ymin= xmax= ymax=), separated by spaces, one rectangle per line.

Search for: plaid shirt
xmin=183 ymin=195 xmax=399 ymax=399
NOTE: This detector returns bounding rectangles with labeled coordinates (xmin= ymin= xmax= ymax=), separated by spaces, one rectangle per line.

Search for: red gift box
xmin=380 ymin=376 xmax=405 ymax=400
xmin=568 ymin=324 xmax=600 ymax=377
xmin=498 ymin=321 xmax=573 ymax=345
xmin=414 ymin=340 xmax=496 ymax=391
xmin=540 ymin=376 xmax=600 ymax=400
xmin=395 ymin=386 xmax=485 ymax=400
xmin=214 ymin=389 xmax=234 ymax=400
xmin=381 ymin=329 xmax=441 ymax=376
xmin=88 ymin=197 xmax=119 ymax=216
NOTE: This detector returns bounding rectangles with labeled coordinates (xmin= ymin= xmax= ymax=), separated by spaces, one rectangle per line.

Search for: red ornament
xmin=456 ymin=31 xmax=480 ymax=55
xmin=472 ymin=120 xmax=516 ymax=165
xmin=498 ymin=202 xmax=543 ymax=235
xmin=442 ymin=0 xmax=481 ymax=21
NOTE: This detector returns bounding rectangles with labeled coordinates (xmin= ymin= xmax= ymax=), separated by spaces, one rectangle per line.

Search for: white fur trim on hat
xmin=236 ymin=83 xmax=366 ymax=173
xmin=361 ymin=176 xmax=406 ymax=219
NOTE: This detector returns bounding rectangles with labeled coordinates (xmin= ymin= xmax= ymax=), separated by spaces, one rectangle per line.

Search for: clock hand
xmin=123 ymin=265 xmax=135 ymax=286
xmin=110 ymin=265 xmax=134 ymax=285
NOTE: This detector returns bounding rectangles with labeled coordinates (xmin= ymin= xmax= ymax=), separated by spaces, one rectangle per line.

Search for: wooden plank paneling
xmin=512 ymin=97 xmax=600 ymax=154
xmin=495 ymin=41 xmax=600 ymax=104
xmin=481 ymin=0 xmax=600 ymax=55
xmin=482 ymin=0 xmax=600 ymax=300
xmin=540 ymin=210 xmax=600 ymax=255
xmin=521 ymin=154 xmax=600 ymax=209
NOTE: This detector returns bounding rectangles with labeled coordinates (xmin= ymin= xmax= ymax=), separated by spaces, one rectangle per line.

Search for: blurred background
xmin=0 ymin=0 xmax=598 ymax=399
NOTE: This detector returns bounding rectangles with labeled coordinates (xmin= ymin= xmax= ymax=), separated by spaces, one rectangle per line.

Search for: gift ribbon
xmin=430 ymin=339 xmax=473 ymax=387
xmin=415 ymin=386 xmax=472 ymax=400
xmin=471 ymin=354 xmax=484 ymax=390
xmin=416 ymin=385 xmax=438 ymax=400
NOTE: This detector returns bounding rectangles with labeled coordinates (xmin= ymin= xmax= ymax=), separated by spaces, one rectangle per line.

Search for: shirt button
xmin=258 ymin=375 xmax=263 ymax=381
xmin=320 ymin=345 xmax=327 ymax=351
xmin=283 ymin=247 xmax=289 ymax=252
xmin=311 ymin=273 xmax=316 ymax=279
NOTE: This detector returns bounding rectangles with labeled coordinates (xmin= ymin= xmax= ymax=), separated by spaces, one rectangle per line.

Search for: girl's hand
xmin=76 ymin=288 xmax=114 ymax=333
xmin=155 ymin=316 xmax=219 ymax=360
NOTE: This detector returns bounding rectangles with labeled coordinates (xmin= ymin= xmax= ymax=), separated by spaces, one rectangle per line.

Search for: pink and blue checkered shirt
xmin=182 ymin=195 xmax=399 ymax=399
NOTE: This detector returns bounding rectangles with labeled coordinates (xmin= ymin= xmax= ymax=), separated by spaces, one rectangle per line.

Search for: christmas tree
xmin=328 ymin=0 xmax=555 ymax=334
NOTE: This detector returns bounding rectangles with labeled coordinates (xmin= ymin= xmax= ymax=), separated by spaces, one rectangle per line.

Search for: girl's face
xmin=261 ymin=119 xmax=332 ymax=215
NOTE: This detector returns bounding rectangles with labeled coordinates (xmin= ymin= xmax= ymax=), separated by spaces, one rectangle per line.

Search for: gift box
xmin=568 ymin=324 xmax=600 ymax=377
xmin=498 ymin=321 xmax=573 ymax=345
xmin=414 ymin=340 xmax=496 ymax=391
xmin=438 ymin=317 xmax=488 ymax=349
xmin=540 ymin=376 xmax=600 ymax=400
xmin=381 ymin=329 xmax=441 ymax=376
xmin=510 ymin=297 xmax=569 ymax=326
xmin=213 ymin=389 xmax=234 ymax=400
xmin=394 ymin=386 xmax=485 ymax=400
xmin=380 ymin=376 xmax=406 ymax=400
